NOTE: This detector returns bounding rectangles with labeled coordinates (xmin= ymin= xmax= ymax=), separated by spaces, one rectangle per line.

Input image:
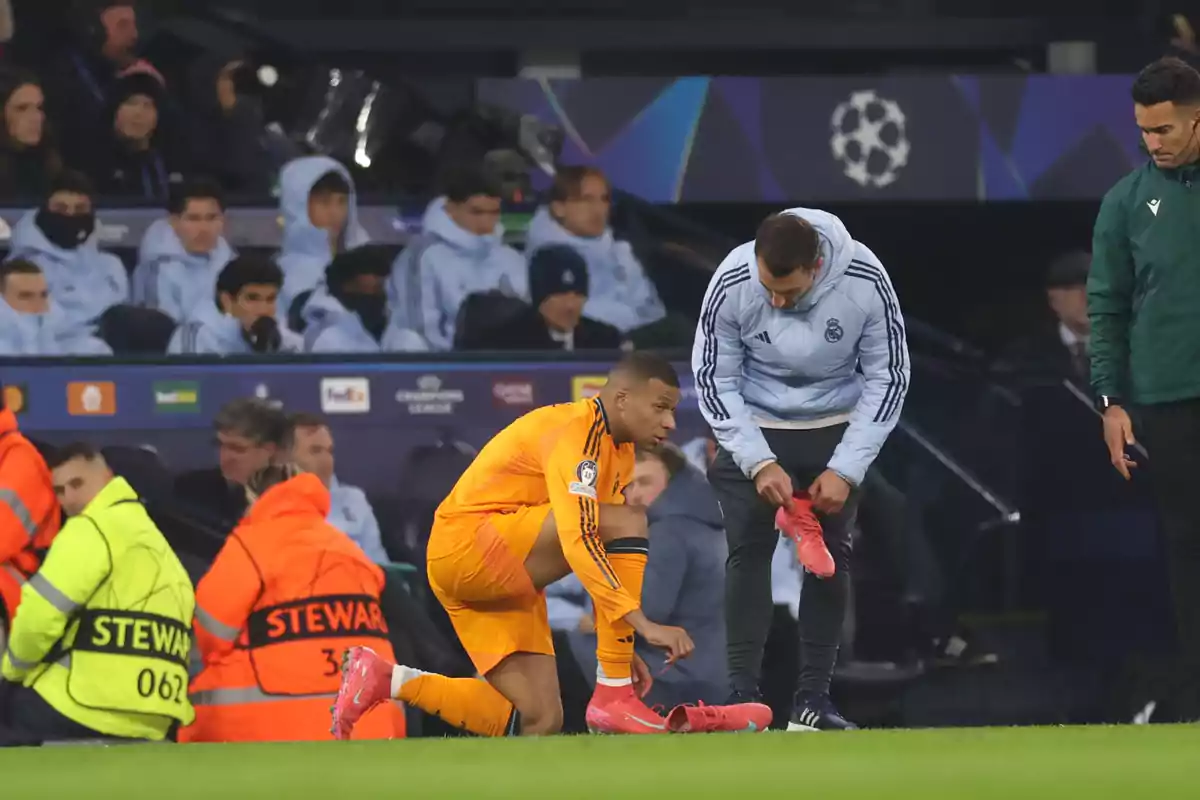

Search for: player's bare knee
xmin=517 ymin=698 xmax=564 ymax=735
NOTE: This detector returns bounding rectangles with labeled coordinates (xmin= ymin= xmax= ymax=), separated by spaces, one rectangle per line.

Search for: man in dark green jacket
xmin=1089 ymin=56 xmax=1200 ymax=720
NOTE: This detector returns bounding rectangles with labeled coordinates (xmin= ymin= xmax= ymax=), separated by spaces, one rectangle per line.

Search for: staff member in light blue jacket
xmin=525 ymin=166 xmax=665 ymax=336
xmin=168 ymin=254 xmax=302 ymax=355
xmin=388 ymin=165 xmax=527 ymax=351
xmin=693 ymin=209 xmax=909 ymax=732
xmin=8 ymin=170 xmax=128 ymax=327
xmin=276 ymin=156 xmax=370 ymax=316
xmin=132 ymin=177 xmax=234 ymax=322
xmin=0 ymin=259 xmax=111 ymax=356
xmin=288 ymin=412 xmax=389 ymax=564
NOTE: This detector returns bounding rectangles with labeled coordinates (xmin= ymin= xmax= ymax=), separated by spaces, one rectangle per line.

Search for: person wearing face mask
xmin=299 ymin=245 xmax=427 ymax=354
xmin=8 ymin=170 xmax=128 ymax=328
xmin=88 ymin=71 xmax=184 ymax=202
xmin=167 ymin=254 xmax=302 ymax=355
xmin=132 ymin=178 xmax=234 ymax=322
xmin=0 ymin=70 xmax=63 ymax=201
xmin=277 ymin=156 xmax=371 ymax=316
xmin=388 ymin=165 xmax=527 ymax=351
xmin=695 ymin=209 xmax=909 ymax=732
xmin=459 ymin=244 xmax=622 ymax=353
xmin=0 ymin=259 xmax=111 ymax=356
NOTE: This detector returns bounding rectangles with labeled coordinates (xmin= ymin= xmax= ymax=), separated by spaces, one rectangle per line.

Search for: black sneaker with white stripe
xmin=787 ymin=691 xmax=858 ymax=731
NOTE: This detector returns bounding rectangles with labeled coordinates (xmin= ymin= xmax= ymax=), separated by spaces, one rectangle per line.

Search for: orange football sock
xmin=595 ymin=537 xmax=649 ymax=684
xmin=393 ymin=668 xmax=518 ymax=736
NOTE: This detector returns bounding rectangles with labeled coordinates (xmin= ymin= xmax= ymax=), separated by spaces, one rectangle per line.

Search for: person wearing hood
xmin=277 ymin=156 xmax=370 ymax=316
xmin=88 ymin=71 xmax=184 ymax=202
xmin=8 ymin=170 xmax=128 ymax=327
xmin=459 ymin=244 xmax=622 ymax=352
xmin=695 ymin=208 xmax=909 ymax=732
xmin=300 ymin=245 xmax=427 ymax=354
xmin=167 ymin=254 xmax=302 ymax=356
xmin=0 ymin=259 xmax=111 ymax=356
xmin=525 ymin=166 xmax=666 ymax=337
xmin=0 ymin=69 xmax=63 ymax=202
xmin=388 ymin=165 xmax=527 ymax=351
xmin=132 ymin=177 xmax=233 ymax=322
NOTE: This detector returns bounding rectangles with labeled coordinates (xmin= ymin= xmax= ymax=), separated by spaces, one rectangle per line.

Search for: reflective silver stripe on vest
xmin=189 ymin=687 xmax=338 ymax=706
xmin=2 ymin=564 xmax=25 ymax=586
xmin=194 ymin=605 xmax=241 ymax=642
xmin=0 ymin=488 xmax=36 ymax=538
xmin=28 ymin=574 xmax=79 ymax=615
xmin=2 ymin=646 xmax=35 ymax=671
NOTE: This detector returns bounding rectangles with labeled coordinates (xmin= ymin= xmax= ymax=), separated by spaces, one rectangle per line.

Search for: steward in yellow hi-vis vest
xmin=0 ymin=443 xmax=195 ymax=742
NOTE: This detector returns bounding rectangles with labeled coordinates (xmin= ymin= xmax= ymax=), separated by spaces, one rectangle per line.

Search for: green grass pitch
xmin=2 ymin=725 xmax=1197 ymax=798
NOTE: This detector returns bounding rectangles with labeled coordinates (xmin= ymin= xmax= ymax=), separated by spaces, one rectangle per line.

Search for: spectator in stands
xmin=132 ymin=178 xmax=233 ymax=322
xmin=40 ymin=0 xmax=165 ymax=170
xmin=0 ymin=70 xmax=62 ymax=201
xmin=168 ymin=254 xmax=302 ymax=355
xmin=389 ymin=165 xmax=527 ymax=351
xmin=625 ymin=443 xmax=728 ymax=708
xmin=288 ymin=412 xmax=389 ymax=564
xmin=999 ymin=250 xmax=1092 ymax=390
xmin=458 ymin=244 xmax=622 ymax=352
xmin=8 ymin=170 xmax=127 ymax=326
xmin=88 ymin=71 xmax=183 ymax=201
xmin=174 ymin=398 xmax=291 ymax=534
xmin=277 ymin=155 xmax=370 ymax=315
xmin=185 ymin=53 xmax=298 ymax=195
xmin=525 ymin=166 xmax=667 ymax=338
xmin=300 ymin=245 xmax=427 ymax=353
xmin=0 ymin=259 xmax=111 ymax=355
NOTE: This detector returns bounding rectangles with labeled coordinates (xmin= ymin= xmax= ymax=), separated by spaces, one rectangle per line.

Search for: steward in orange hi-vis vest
xmin=180 ymin=468 xmax=404 ymax=742
xmin=0 ymin=404 xmax=61 ymax=626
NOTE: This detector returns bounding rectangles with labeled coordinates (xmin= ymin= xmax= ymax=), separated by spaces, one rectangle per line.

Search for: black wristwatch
xmin=1097 ymin=395 xmax=1122 ymax=412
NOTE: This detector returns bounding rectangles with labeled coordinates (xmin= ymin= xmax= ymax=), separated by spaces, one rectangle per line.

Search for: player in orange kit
xmin=332 ymin=352 xmax=696 ymax=736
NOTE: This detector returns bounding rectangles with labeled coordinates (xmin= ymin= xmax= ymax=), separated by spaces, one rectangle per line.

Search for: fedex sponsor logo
xmin=321 ymin=377 xmax=371 ymax=414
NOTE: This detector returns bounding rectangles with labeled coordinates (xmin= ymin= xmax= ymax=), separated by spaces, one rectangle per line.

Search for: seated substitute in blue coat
xmin=301 ymin=246 xmax=427 ymax=354
xmin=0 ymin=259 xmax=111 ymax=356
xmin=8 ymin=170 xmax=128 ymax=327
xmin=524 ymin=166 xmax=665 ymax=335
xmin=388 ymin=166 xmax=527 ymax=351
xmin=132 ymin=177 xmax=234 ymax=322
xmin=288 ymin=413 xmax=390 ymax=564
xmin=695 ymin=208 xmax=910 ymax=732
xmin=168 ymin=254 xmax=302 ymax=355
xmin=276 ymin=156 xmax=370 ymax=316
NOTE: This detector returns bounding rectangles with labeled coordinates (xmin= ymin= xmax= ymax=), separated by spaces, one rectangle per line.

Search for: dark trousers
xmin=0 ymin=685 xmax=107 ymax=746
xmin=708 ymin=425 xmax=859 ymax=699
xmin=1138 ymin=399 xmax=1200 ymax=718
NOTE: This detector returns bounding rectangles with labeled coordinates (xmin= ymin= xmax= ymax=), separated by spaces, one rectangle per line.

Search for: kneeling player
xmin=335 ymin=353 xmax=700 ymax=735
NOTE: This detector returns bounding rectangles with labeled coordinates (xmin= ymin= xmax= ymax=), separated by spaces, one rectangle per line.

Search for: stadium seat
xmin=97 ymin=305 xmax=177 ymax=355
xmin=453 ymin=291 xmax=530 ymax=350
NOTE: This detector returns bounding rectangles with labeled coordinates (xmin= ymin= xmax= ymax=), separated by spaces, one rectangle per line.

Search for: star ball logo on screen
xmin=395 ymin=374 xmax=464 ymax=415
xmin=571 ymin=375 xmax=607 ymax=401
xmin=321 ymin=377 xmax=371 ymax=414
xmin=492 ymin=378 xmax=534 ymax=408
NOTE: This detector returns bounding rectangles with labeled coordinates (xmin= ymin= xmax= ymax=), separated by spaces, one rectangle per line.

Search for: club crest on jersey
xmin=824 ymin=318 xmax=844 ymax=343
xmin=570 ymin=459 xmax=599 ymax=499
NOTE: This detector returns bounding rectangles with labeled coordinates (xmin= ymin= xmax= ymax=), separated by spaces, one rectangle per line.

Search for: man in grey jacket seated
xmin=557 ymin=442 xmax=727 ymax=710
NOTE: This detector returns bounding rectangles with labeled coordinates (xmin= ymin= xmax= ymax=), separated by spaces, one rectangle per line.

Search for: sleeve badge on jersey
xmin=569 ymin=459 xmax=599 ymax=499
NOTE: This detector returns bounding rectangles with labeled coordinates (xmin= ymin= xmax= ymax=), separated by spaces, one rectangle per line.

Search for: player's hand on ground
xmin=808 ymin=469 xmax=851 ymax=514
xmin=631 ymin=653 xmax=654 ymax=698
xmin=754 ymin=462 xmax=794 ymax=509
xmin=1102 ymin=406 xmax=1138 ymax=480
xmin=639 ymin=621 xmax=694 ymax=664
